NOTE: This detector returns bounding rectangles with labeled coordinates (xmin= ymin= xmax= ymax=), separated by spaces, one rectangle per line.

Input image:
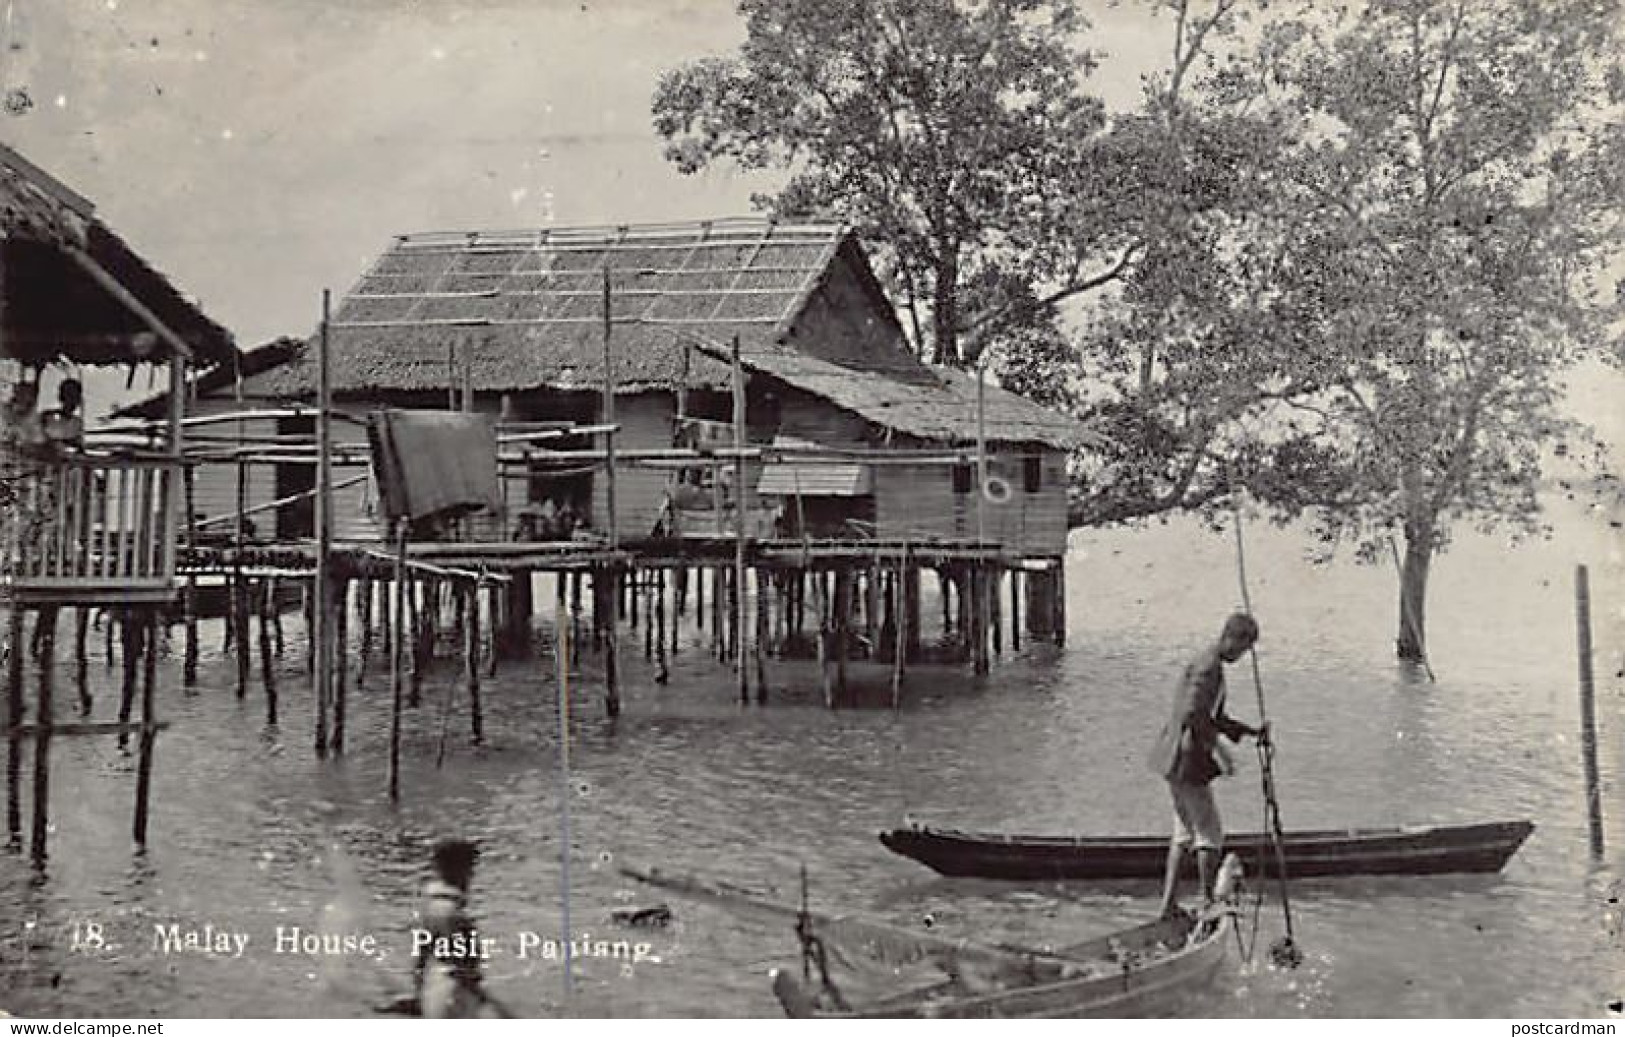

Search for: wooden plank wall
xmin=185 ymin=396 xmax=279 ymax=543
xmin=872 ymin=450 xmax=1067 ymax=556
xmin=591 ymin=391 xmax=679 ymax=541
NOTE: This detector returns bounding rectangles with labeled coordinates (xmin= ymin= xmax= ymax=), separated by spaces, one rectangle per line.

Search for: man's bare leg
xmin=1157 ymin=839 xmax=1185 ymax=918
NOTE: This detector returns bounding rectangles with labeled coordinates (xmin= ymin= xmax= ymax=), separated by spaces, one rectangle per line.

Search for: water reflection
xmin=0 ymin=502 xmax=1620 ymax=1017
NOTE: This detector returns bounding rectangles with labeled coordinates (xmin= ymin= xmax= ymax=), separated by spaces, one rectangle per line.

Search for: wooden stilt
xmin=603 ymin=566 xmax=621 ymax=719
xmin=695 ymin=565 xmax=705 ymax=632
xmin=6 ymin=607 xmax=25 ymax=849
xmin=332 ymin=576 xmax=348 ymax=753
xmin=754 ymin=569 xmax=768 ymax=704
xmin=833 ymin=569 xmax=850 ymax=704
xmin=133 ymin=609 xmax=158 ymax=847
xmin=74 ymin=607 xmax=91 ymax=716
xmin=466 ymin=582 xmax=483 ymax=747
xmin=904 ymin=563 xmax=921 ymax=664
xmin=1010 ymin=569 xmax=1021 ymax=651
xmin=1053 ymin=560 xmax=1067 ymax=646
xmin=892 ymin=551 xmax=908 ymax=709
xmin=991 ymin=568 xmax=1003 ymax=658
xmin=655 ymin=569 xmax=669 ymax=685
xmin=357 ymin=576 xmax=374 ymax=688
xmin=485 ymin=584 xmax=500 ymax=679
xmin=813 ymin=568 xmax=832 ymax=709
xmin=941 ymin=568 xmax=953 ymax=636
xmin=380 ymin=573 xmax=394 ymax=661
xmin=183 ymin=464 xmax=198 ymax=685
xmin=388 ymin=524 xmax=406 ymax=802
xmin=259 ymin=578 xmax=278 ymax=727
xmin=30 ymin=606 xmax=56 ymax=865
xmin=272 ymin=585 xmax=284 ymax=655
xmin=117 ymin=611 xmax=139 ymax=752
xmin=407 ymin=577 xmax=423 ymax=708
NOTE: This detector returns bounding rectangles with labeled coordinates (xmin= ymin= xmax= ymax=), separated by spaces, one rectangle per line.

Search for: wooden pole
xmin=233 ymin=460 xmax=249 ymax=699
xmin=892 ymin=550 xmax=908 ymax=710
xmin=1576 ymin=564 xmax=1604 ymax=858
xmin=5 ymin=606 xmax=23 ymax=849
xmin=388 ymin=524 xmax=406 ymax=802
xmin=555 ymin=561 xmax=574 ymax=1000
xmin=655 ymin=569 xmax=670 ymax=685
xmin=601 ymin=269 xmax=621 ymax=720
xmin=466 ymin=581 xmax=484 ymax=746
xmin=182 ymin=465 xmax=199 ymax=686
xmin=312 ymin=290 xmax=334 ymax=757
xmin=73 ymin=606 xmax=91 ymax=715
xmin=332 ymin=576 xmax=348 ymax=753
xmin=1009 ymin=569 xmax=1021 ymax=651
xmin=731 ymin=334 xmax=748 ymax=705
xmin=117 ymin=610 xmax=139 ymax=752
xmin=133 ymin=609 xmax=158 ymax=846
xmin=259 ymin=579 xmax=278 ymax=727
xmin=30 ymin=606 xmax=55 ymax=865
xmin=754 ymin=569 xmax=769 ymax=703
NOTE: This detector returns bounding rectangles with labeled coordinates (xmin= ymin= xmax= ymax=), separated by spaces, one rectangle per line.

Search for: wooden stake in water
xmin=1576 ymin=564 xmax=1604 ymax=859
xmin=555 ymin=583 xmax=574 ymax=1000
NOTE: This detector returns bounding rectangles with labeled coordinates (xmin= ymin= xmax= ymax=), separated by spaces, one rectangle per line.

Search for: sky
xmin=0 ymin=0 xmax=1164 ymax=351
xmin=0 ymin=0 xmax=1618 ymax=446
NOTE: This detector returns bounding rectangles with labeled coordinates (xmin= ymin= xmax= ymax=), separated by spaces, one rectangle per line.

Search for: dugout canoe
xmin=879 ymin=819 xmax=1534 ymax=881
xmin=771 ymin=857 xmax=1245 ymax=1019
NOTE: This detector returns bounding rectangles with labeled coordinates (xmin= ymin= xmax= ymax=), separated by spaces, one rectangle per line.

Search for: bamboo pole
xmin=74 ymin=607 xmax=91 ymax=715
xmin=313 ymin=289 xmax=333 ymax=756
xmin=1576 ymin=564 xmax=1604 ymax=858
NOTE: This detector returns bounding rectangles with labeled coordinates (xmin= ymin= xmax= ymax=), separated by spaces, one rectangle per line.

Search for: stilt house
xmin=132 ymin=218 xmax=1091 ymax=564
xmin=1 ymin=143 xmax=236 ymax=607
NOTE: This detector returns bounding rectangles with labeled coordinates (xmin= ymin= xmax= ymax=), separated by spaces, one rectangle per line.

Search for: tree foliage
xmin=651 ymin=0 xmax=1138 ymax=366
xmin=1241 ymin=0 xmax=1625 ymax=658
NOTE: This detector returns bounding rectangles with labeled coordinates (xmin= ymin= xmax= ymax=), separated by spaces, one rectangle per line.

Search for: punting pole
xmin=731 ymin=334 xmax=748 ymax=705
xmin=555 ymin=578 xmax=574 ymax=1001
xmin=314 ymin=289 xmax=333 ymax=756
xmin=1232 ymin=499 xmax=1303 ymax=968
xmin=1575 ymin=564 xmax=1604 ymax=858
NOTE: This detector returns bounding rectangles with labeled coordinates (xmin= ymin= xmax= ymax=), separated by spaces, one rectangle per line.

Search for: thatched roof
xmin=0 ymin=142 xmax=236 ymax=367
xmin=237 ymin=216 xmax=1095 ymax=450
xmin=114 ymin=337 xmax=304 ymax=419
xmin=733 ymin=347 xmax=1099 ymax=450
xmin=244 ymin=218 xmax=862 ymax=398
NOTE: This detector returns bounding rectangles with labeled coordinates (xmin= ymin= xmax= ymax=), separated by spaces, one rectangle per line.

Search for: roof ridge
xmin=394 ymin=216 xmax=845 ymax=249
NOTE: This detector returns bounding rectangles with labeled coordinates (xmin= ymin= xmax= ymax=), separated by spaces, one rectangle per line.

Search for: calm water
xmin=2 ymin=500 xmax=1621 ymax=1018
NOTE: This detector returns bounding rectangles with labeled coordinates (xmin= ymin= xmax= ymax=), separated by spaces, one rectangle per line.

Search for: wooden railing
xmin=2 ymin=455 xmax=180 ymax=604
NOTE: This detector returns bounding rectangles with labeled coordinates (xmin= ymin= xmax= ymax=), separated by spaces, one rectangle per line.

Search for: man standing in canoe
xmin=1148 ymin=612 xmax=1270 ymax=918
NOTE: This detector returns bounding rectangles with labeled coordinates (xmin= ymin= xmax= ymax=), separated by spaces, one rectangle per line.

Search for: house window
xmin=1024 ymin=455 xmax=1043 ymax=493
xmin=952 ymin=462 xmax=973 ymax=494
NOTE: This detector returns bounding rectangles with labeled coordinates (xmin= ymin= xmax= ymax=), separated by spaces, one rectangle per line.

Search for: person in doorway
xmin=41 ymin=377 xmax=84 ymax=451
xmin=1146 ymin=611 xmax=1270 ymax=918
xmin=411 ymin=838 xmax=508 ymax=1018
